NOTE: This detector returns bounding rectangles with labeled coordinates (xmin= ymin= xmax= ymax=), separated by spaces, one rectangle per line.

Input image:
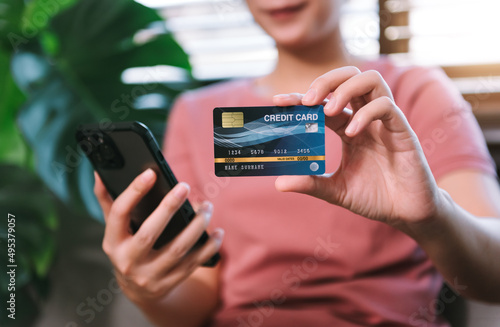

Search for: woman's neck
xmin=254 ymin=31 xmax=357 ymax=98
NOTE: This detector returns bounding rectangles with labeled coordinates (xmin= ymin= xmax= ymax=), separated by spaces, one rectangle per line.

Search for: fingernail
xmin=273 ymin=94 xmax=291 ymax=100
xmin=174 ymin=182 xmax=190 ymax=199
xmin=199 ymin=201 xmax=214 ymax=224
xmin=303 ymin=88 xmax=317 ymax=103
xmin=324 ymin=97 xmax=336 ymax=113
xmin=141 ymin=168 xmax=155 ymax=183
xmin=346 ymin=119 xmax=359 ymax=135
xmin=212 ymin=228 xmax=225 ymax=244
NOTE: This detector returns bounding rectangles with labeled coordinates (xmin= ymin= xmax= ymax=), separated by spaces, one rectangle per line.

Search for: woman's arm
xmin=273 ymin=66 xmax=500 ymax=303
xmin=411 ymin=170 xmax=500 ymax=302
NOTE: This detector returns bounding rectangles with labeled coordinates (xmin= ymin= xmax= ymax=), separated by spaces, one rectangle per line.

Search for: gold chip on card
xmin=222 ymin=112 xmax=244 ymax=128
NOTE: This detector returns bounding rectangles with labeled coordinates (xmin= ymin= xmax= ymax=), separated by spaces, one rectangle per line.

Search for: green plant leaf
xmin=0 ymin=0 xmax=25 ymax=51
xmin=13 ymin=0 xmax=192 ymax=221
xmin=0 ymin=51 xmax=28 ymax=166
xmin=0 ymin=1 xmax=30 ymax=166
xmin=47 ymin=0 xmax=191 ymax=111
xmin=21 ymin=0 xmax=78 ymax=40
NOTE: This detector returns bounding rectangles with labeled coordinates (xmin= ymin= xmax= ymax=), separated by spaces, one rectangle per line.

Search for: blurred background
xmin=0 ymin=0 xmax=499 ymax=326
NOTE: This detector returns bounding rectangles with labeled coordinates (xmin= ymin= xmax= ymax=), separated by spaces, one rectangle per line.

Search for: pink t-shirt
xmin=163 ymin=58 xmax=495 ymax=327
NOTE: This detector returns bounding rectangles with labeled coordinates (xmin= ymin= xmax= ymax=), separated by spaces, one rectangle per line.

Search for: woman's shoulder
xmin=362 ymin=56 xmax=461 ymax=112
xmin=362 ymin=56 xmax=451 ymax=90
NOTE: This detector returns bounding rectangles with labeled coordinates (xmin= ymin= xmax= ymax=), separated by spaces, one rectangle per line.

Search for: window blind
xmin=134 ymin=0 xmax=380 ymax=80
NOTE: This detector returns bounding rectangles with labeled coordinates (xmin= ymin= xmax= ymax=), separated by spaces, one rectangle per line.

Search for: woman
xmin=94 ymin=1 xmax=500 ymax=326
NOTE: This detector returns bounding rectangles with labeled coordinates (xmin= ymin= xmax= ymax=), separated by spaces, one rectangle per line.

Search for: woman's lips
xmin=268 ymin=3 xmax=307 ymax=21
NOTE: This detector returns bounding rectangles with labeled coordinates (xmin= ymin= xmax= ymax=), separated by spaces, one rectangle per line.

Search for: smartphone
xmin=75 ymin=121 xmax=220 ymax=267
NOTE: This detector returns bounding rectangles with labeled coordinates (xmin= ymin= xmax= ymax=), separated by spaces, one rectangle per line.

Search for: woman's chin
xmin=268 ymin=24 xmax=326 ymax=51
xmin=271 ymin=30 xmax=310 ymax=49
xmin=274 ymin=36 xmax=315 ymax=52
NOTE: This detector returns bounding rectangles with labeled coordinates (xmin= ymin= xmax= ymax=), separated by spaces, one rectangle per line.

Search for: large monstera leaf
xmin=13 ymin=0 xmax=191 ymax=221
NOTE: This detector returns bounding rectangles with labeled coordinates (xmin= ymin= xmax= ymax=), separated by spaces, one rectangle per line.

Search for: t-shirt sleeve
xmin=162 ymin=95 xmax=205 ymax=204
xmin=395 ymin=67 xmax=496 ymax=180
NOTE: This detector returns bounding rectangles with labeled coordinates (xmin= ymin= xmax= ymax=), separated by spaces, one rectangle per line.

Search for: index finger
xmin=302 ymin=66 xmax=362 ymax=111
xmin=272 ymin=93 xmax=329 ymax=107
xmin=103 ymin=169 xmax=157 ymax=246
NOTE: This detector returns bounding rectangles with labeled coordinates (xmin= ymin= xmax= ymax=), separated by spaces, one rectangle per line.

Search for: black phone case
xmin=75 ymin=121 xmax=220 ymax=267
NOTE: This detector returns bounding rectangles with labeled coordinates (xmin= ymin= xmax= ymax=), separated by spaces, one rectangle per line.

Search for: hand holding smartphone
xmin=76 ymin=121 xmax=220 ymax=267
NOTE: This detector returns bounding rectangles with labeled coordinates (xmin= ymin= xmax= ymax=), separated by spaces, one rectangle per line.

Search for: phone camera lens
xmin=101 ymin=144 xmax=115 ymax=160
xmin=87 ymin=134 xmax=123 ymax=169
xmin=87 ymin=133 xmax=104 ymax=146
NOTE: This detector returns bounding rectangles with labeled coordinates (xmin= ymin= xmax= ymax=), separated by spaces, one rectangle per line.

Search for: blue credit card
xmin=213 ymin=105 xmax=325 ymax=176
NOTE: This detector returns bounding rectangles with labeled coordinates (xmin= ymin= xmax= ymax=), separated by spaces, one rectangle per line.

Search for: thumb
xmin=275 ymin=173 xmax=341 ymax=205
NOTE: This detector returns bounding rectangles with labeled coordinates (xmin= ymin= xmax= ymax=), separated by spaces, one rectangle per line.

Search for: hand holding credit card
xmin=213 ymin=105 xmax=325 ymax=176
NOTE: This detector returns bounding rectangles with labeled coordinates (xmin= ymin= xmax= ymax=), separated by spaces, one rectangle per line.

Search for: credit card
xmin=213 ymin=105 xmax=325 ymax=177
